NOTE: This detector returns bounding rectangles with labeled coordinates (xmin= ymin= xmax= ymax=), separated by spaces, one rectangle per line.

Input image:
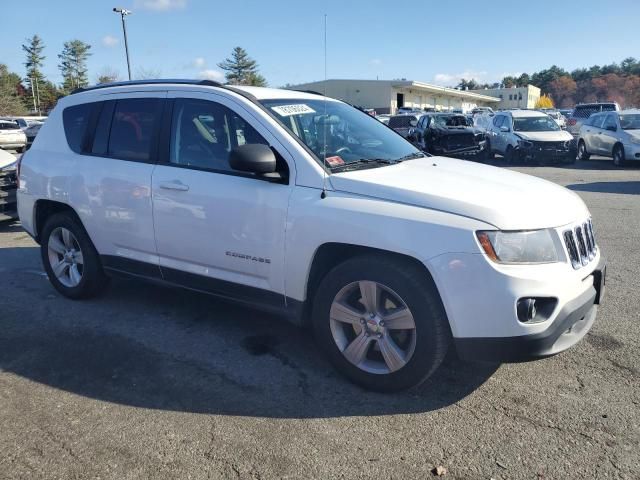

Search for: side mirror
xmin=409 ymin=119 xmax=418 ymax=127
xmin=606 ymin=125 xmax=617 ymax=132
xmin=500 ymin=125 xmax=510 ymax=132
xmin=229 ymin=144 xmax=280 ymax=178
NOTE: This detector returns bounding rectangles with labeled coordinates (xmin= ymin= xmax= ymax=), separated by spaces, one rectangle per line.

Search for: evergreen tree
xmin=217 ymin=47 xmax=267 ymax=86
xmin=0 ymin=64 xmax=28 ymax=116
xmin=22 ymin=34 xmax=46 ymax=112
xmin=58 ymin=40 xmax=92 ymax=91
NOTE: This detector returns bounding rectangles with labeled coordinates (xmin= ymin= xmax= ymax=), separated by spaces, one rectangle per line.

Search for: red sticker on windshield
xmin=325 ymin=156 xmax=345 ymax=166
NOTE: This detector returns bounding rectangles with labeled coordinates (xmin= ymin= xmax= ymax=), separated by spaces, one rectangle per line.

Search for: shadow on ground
xmin=0 ymin=243 xmax=498 ymax=419
xmin=566 ymin=181 xmax=640 ymax=195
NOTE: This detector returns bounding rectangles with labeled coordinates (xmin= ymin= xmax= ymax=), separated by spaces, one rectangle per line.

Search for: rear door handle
xmin=159 ymin=181 xmax=189 ymax=191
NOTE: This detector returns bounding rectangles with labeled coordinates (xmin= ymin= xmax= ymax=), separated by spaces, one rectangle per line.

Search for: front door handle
xmin=159 ymin=181 xmax=189 ymax=191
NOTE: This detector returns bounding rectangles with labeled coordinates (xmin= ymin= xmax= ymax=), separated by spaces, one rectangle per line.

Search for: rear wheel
xmin=613 ymin=144 xmax=625 ymax=167
xmin=577 ymin=140 xmax=590 ymax=161
xmin=40 ymin=212 xmax=108 ymax=299
xmin=312 ymin=255 xmax=450 ymax=392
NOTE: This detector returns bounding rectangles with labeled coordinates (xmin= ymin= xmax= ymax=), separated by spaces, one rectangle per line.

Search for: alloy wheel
xmin=329 ymin=280 xmax=417 ymax=374
xmin=47 ymin=227 xmax=84 ymax=288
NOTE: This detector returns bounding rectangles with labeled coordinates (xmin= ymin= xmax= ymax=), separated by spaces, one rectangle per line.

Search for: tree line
xmin=0 ymin=35 xmax=267 ymax=116
xmin=458 ymin=57 xmax=640 ymax=108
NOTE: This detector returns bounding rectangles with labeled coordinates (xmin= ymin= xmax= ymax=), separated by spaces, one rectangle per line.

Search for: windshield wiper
xmin=330 ymin=158 xmax=397 ymax=172
xmin=396 ymin=152 xmax=427 ymax=161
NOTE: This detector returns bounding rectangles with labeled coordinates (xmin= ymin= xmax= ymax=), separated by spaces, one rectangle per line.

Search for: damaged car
xmin=409 ymin=113 xmax=487 ymax=160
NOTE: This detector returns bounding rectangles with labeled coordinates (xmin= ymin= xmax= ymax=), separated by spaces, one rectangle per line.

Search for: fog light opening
xmin=516 ymin=297 xmax=558 ymax=324
xmin=517 ymin=298 xmax=537 ymax=322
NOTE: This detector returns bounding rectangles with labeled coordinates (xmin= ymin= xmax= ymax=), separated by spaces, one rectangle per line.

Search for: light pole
xmin=113 ymin=7 xmax=132 ymax=80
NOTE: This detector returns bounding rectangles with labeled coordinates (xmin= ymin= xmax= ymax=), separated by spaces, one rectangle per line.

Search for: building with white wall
xmin=469 ymin=85 xmax=541 ymax=109
xmin=288 ymin=79 xmax=500 ymax=114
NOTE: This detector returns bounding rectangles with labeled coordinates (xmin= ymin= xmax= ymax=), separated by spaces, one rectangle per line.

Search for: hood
xmin=0 ymin=150 xmax=17 ymax=169
xmin=515 ymin=130 xmax=573 ymax=142
xmin=626 ymin=129 xmax=640 ymax=140
xmin=330 ymin=156 xmax=589 ymax=230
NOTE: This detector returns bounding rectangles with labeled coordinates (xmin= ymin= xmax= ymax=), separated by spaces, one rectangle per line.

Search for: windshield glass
xmin=513 ymin=116 xmax=560 ymax=132
xmin=619 ymin=114 xmax=640 ymax=130
xmin=431 ymin=115 xmax=469 ymax=127
xmin=261 ymin=98 xmax=422 ymax=169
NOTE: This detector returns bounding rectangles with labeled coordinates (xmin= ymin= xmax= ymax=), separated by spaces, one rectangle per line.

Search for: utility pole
xmin=113 ymin=7 xmax=132 ymax=80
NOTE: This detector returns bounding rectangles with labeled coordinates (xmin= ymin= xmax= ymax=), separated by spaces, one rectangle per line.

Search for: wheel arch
xmin=302 ymin=242 xmax=446 ymax=327
xmin=33 ymin=200 xmax=84 ymax=244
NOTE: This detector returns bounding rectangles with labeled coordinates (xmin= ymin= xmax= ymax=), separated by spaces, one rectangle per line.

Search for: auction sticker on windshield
xmin=271 ymin=104 xmax=316 ymax=116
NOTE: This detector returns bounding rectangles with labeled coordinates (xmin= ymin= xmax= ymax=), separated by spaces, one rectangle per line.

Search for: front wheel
xmin=577 ymin=140 xmax=590 ymax=161
xmin=312 ymin=255 xmax=450 ymax=392
xmin=41 ymin=212 xmax=108 ymax=299
xmin=613 ymin=144 xmax=625 ymax=167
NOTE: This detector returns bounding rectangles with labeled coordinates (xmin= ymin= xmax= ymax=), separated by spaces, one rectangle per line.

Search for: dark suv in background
xmin=566 ymin=102 xmax=620 ymax=137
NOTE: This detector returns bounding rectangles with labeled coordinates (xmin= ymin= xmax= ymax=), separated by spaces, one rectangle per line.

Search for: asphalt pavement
xmin=0 ymin=157 xmax=638 ymax=479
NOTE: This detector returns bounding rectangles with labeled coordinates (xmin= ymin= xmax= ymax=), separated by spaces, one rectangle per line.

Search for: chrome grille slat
xmin=563 ymin=218 xmax=597 ymax=270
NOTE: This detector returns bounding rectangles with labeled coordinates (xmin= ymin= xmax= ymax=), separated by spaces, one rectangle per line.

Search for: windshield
xmin=513 ymin=116 xmax=560 ymax=132
xmin=619 ymin=114 xmax=640 ymax=130
xmin=431 ymin=115 xmax=470 ymax=127
xmin=261 ymin=99 xmax=422 ymax=169
xmin=0 ymin=121 xmax=20 ymax=130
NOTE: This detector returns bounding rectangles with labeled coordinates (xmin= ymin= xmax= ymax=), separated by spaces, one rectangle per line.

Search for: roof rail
xmin=70 ymin=79 xmax=224 ymax=95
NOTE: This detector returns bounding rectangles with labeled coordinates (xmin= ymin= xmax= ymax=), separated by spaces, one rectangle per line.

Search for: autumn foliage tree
xmin=535 ymin=95 xmax=554 ymax=109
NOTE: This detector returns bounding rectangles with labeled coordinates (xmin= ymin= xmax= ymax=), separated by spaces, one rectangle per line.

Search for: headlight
xmin=476 ymin=229 xmax=559 ymax=264
xmin=629 ymin=136 xmax=640 ymax=145
xmin=518 ymin=139 xmax=533 ymax=149
xmin=0 ymin=160 xmax=17 ymax=172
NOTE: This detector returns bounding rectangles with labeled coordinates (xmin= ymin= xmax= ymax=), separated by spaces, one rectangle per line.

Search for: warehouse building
xmin=469 ymin=85 xmax=541 ymax=109
xmin=288 ymin=79 xmax=500 ymax=114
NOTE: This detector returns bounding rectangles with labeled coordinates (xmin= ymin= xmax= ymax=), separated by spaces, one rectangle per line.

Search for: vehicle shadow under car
xmin=0 ymin=239 xmax=498 ymax=418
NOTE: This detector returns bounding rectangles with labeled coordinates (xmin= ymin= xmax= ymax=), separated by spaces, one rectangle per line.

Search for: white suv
xmin=486 ymin=110 xmax=576 ymax=163
xmin=17 ymin=80 xmax=606 ymax=391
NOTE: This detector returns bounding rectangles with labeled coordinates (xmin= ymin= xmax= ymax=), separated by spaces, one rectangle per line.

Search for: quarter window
xmin=107 ymin=98 xmax=161 ymax=162
xmin=62 ymin=103 xmax=92 ymax=153
xmin=169 ymin=99 xmax=269 ymax=172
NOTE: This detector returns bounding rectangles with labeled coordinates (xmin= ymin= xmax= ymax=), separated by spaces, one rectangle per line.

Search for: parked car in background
xmin=577 ymin=109 xmax=640 ymax=166
xmin=472 ymin=112 xmax=495 ymax=133
xmin=487 ymin=110 xmax=576 ymax=163
xmin=8 ymin=116 xmax=47 ymax=130
xmin=559 ymin=109 xmax=573 ymax=119
xmin=409 ymin=112 xmax=487 ymax=159
xmin=566 ymin=102 xmax=620 ymax=137
xmin=388 ymin=113 xmax=424 ymax=139
xmin=17 ymin=79 xmax=605 ymax=391
xmin=397 ymin=106 xmax=423 ymax=114
xmin=0 ymin=119 xmax=27 ymax=153
xmin=542 ymin=109 xmax=566 ymax=129
xmin=24 ymin=121 xmax=44 ymax=149
xmin=0 ymin=148 xmax=18 ymax=221
xmin=375 ymin=114 xmax=391 ymax=125
xmin=471 ymin=107 xmax=494 ymax=115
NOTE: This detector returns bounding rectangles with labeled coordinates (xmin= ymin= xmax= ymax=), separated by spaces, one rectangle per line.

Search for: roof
xmin=68 ymin=79 xmax=326 ymax=102
xmin=502 ymin=109 xmax=548 ymax=118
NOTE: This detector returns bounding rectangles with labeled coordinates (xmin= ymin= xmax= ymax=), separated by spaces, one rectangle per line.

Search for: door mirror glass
xmin=230 ymin=144 xmax=277 ymax=174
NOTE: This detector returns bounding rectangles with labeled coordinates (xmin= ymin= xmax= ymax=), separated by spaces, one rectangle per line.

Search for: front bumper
xmin=516 ymin=141 xmax=576 ymax=163
xmin=454 ymin=256 xmax=606 ymax=362
xmin=431 ymin=141 xmax=486 ymax=157
xmin=623 ymin=142 xmax=640 ymax=161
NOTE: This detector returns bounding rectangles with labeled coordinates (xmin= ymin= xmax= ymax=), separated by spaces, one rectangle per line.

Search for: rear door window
xmin=107 ymin=98 xmax=162 ymax=162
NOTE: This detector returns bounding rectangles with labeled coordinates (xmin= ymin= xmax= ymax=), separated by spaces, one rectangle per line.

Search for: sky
xmin=3 ymin=0 xmax=640 ymax=88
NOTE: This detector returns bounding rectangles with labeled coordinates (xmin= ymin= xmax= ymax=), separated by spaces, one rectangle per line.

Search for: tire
xmin=485 ymin=139 xmax=495 ymax=160
xmin=613 ymin=144 xmax=625 ymax=167
xmin=577 ymin=140 xmax=590 ymax=161
xmin=504 ymin=145 xmax=515 ymax=163
xmin=40 ymin=211 xmax=108 ymax=299
xmin=16 ymin=147 xmax=24 ymax=154
xmin=311 ymin=254 xmax=450 ymax=392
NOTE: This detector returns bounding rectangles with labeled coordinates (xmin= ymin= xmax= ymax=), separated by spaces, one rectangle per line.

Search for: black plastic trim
xmin=100 ymin=255 xmax=304 ymax=323
xmin=71 ymin=79 xmax=223 ymax=95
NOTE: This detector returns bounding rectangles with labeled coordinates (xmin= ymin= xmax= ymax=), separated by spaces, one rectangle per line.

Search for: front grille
xmin=446 ymin=134 xmax=475 ymax=149
xmin=0 ymin=169 xmax=18 ymax=217
xmin=563 ymin=219 xmax=597 ymax=269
